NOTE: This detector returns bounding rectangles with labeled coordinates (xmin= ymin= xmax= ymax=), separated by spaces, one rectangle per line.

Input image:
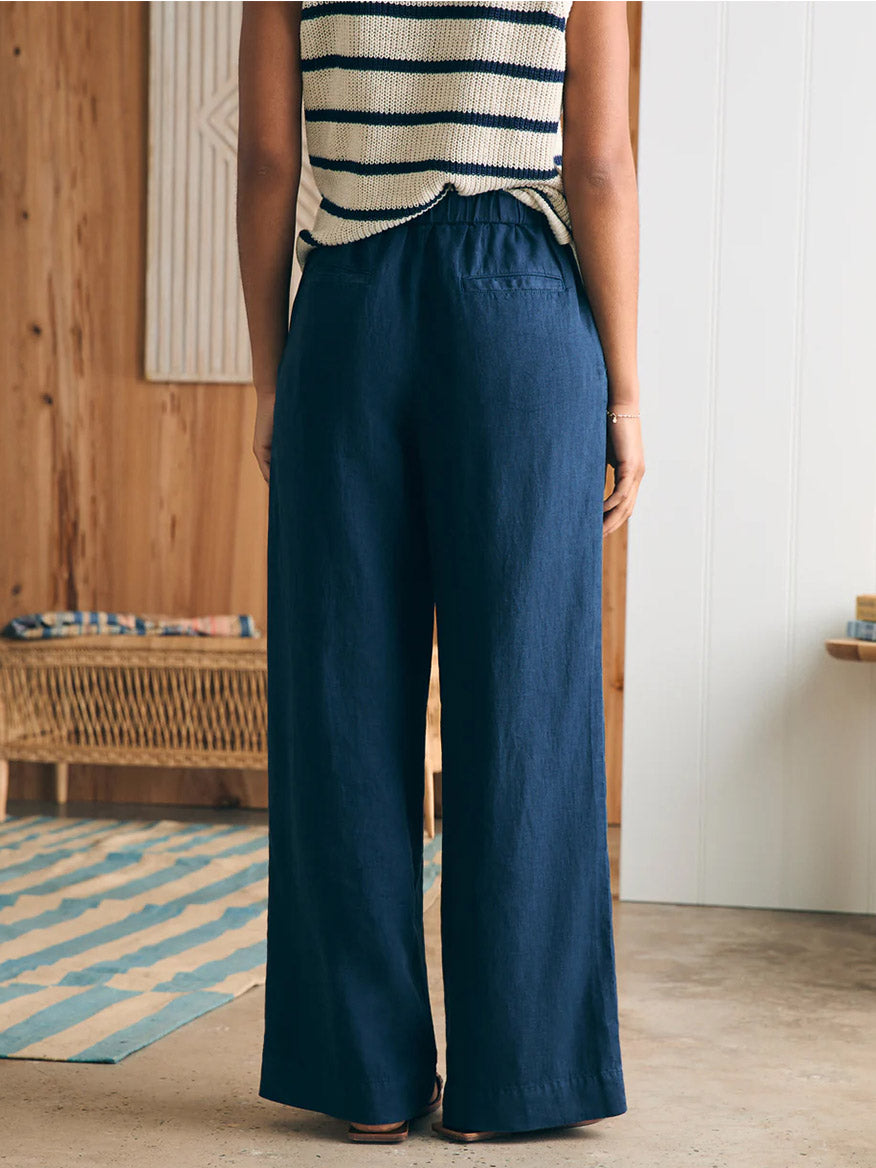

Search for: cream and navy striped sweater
xmin=296 ymin=0 xmax=575 ymax=270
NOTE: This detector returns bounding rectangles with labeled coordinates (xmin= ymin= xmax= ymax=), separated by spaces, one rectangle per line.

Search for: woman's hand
xmin=237 ymin=2 xmax=301 ymax=487
xmin=253 ymin=390 xmax=275 ymax=485
xmin=603 ymin=412 xmax=645 ymax=537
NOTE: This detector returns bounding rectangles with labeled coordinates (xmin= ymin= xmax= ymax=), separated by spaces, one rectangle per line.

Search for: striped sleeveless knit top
xmin=296 ymin=0 xmax=575 ymax=271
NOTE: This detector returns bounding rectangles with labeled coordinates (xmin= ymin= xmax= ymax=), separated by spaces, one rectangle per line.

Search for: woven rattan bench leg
xmin=55 ymin=761 xmax=69 ymax=807
xmin=423 ymin=761 xmax=436 ymax=839
xmin=0 ymin=758 xmax=7 ymax=820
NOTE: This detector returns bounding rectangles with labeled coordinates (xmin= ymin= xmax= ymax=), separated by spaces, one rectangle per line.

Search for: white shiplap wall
xmin=620 ymin=1 xmax=876 ymax=913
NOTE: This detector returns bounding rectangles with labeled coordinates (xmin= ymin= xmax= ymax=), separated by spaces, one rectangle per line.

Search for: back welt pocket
xmin=461 ymin=272 xmax=566 ymax=292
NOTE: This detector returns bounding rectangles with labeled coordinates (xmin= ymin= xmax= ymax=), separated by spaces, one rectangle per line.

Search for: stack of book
xmin=847 ymin=594 xmax=876 ymax=641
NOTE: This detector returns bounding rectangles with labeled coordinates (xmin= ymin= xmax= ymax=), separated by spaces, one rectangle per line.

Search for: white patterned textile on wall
xmin=145 ymin=1 xmax=317 ymax=384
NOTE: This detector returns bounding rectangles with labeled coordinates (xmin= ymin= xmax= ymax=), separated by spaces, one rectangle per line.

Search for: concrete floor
xmin=2 ymin=802 xmax=874 ymax=1168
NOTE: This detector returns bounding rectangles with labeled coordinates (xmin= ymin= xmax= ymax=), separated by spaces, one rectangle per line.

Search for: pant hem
xmin=259 ymin=1058 xmax=438 ymax=1126
xmin=440 ymin=1065 xmax=627 ymax=1134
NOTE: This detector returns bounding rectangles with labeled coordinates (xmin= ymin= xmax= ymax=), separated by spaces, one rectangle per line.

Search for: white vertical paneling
xmin=145 ymin=1 xmax=319 ymax=384
xmin=619 ymin=1 xmax=725 ymax=905
xmin=621 ymin=1 xmax=876 ymax=913
xmin=782 ymin=1 xmax=876 ymax=912
xmin=699 ymin=1 xmax=808 ymax=909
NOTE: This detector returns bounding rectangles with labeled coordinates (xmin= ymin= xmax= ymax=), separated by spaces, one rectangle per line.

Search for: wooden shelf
xmin=825 ymin=637 xmax=876 ymax=662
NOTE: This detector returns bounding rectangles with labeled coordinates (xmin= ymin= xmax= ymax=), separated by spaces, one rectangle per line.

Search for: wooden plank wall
xmin=0 ymin=3 xmax=268 ymax=809
xmin=0 ymin=2 xmax=641 ymax=821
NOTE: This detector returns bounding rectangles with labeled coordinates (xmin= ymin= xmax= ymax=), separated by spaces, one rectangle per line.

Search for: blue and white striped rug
xmin=0 ymin=815 xmax=442 ymax=1063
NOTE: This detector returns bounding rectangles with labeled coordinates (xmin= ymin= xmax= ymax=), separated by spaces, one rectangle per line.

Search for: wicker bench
xmin=0 ymin=636 xmax=440 ymax=834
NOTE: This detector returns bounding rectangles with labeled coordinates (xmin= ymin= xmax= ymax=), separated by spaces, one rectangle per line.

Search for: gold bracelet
xmin=606 ymin=408 xmax=640 ymax=423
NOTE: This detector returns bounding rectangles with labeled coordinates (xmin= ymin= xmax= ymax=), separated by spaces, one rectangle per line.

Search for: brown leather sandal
xmin=431 ymin=1116 xmax=602 ymax=1142
xmin=347 ymin=1072 xmax=443 ymax=1143
xmin=431 ymin=1121 xmax=500 ymax=1142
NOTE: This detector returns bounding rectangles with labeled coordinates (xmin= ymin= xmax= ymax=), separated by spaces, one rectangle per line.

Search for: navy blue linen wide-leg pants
xmin=259 ymin=188 xmax=627 ymax=1133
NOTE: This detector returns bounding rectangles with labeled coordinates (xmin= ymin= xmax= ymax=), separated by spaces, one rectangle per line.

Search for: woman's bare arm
xmin=563 ymin=1 xmax=644 ymax=534
xmin=237 ymin=1 xmax=302 ymax=481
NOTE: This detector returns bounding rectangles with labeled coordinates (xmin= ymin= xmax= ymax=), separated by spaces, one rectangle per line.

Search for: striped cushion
xmin=297 ymin=0 xmax=574 ymax=269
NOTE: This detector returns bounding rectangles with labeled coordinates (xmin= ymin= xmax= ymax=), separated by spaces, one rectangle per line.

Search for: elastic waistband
xmin=415 ymin=185 xmax=542 ymax=227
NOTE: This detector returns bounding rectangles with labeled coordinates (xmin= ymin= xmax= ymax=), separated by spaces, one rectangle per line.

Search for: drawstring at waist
xmin=414 ymin=184 xmax=548 ymax=228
